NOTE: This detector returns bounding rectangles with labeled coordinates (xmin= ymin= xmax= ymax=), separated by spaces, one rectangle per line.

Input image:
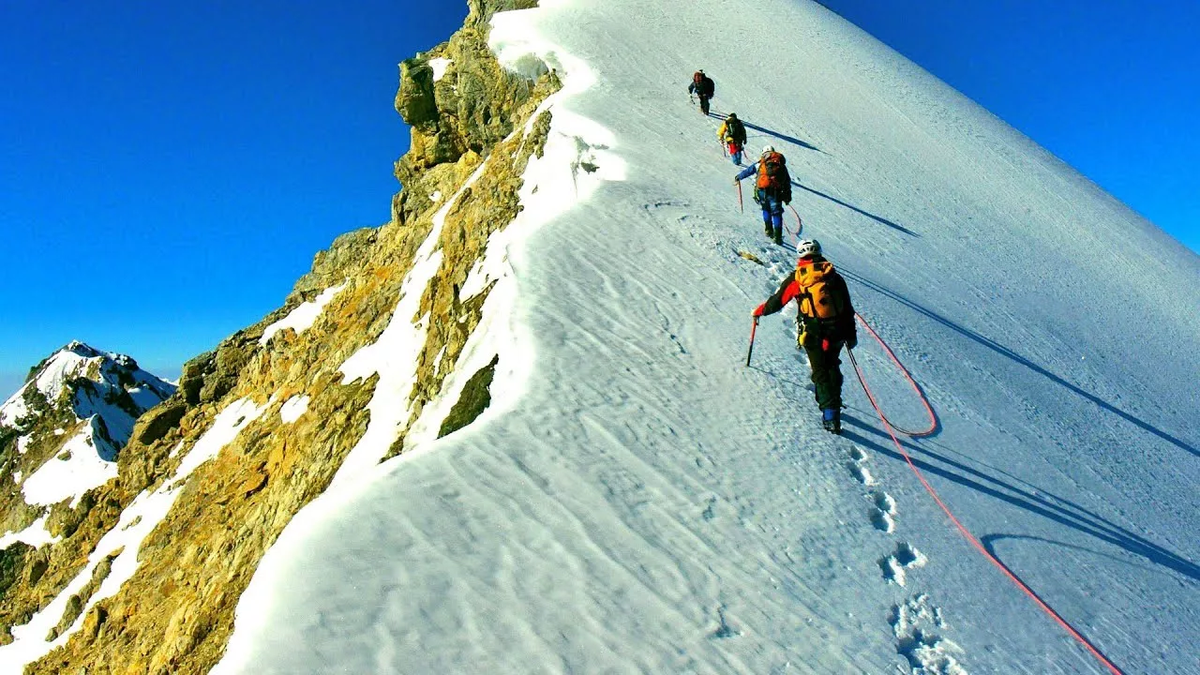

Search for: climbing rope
xmin=848 ymin=313 xmax=937 ymax=437
xmin=788 ymin=205 xmax=803 ymax=237
xmin=849 ymin=312 xmax=1123 ymax=675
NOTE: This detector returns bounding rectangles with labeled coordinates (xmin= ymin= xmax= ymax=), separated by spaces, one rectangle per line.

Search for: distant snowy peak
xmin=0 ymin=340 xmax=176 ymax=435
xmin=1 ymin=342 xmax=176 ymax=542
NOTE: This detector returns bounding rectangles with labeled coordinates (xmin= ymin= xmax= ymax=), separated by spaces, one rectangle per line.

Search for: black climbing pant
xmin=804 ymin=340 xmax=845 ymax=410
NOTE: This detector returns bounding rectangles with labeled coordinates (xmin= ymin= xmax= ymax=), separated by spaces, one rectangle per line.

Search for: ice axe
xmin=746 ymin=316 xmax=759 ymax=366
xmin=736 ymin=180 xmax=743 ymax=213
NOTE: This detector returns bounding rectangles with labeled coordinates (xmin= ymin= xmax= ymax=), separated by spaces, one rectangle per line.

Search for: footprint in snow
xmin=890 ymin=594 xmax=967 ymax=674
xmin=845 ymin=445 xmax=875 ymax=485
xmin=869 ymin=490 xmax=896 ymax=533
xmin=710 ymin=606 xmax=739 ymax=639
xmin=878 ymin=542 xmax=926 ymax=586
xmin=847 ymin=462 xmax=875 ymax=486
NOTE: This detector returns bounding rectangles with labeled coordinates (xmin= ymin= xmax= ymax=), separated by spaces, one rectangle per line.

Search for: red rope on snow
xmin=849 ymin=313 xmax=1124 ymax=675
xmin=788 ymin=205 xmax=803 ymax=238
xmin=849 ymin=313 xmax=937 ymax=436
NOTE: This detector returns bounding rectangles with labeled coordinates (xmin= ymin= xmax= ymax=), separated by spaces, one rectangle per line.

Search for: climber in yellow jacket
xmin=717 ymin=112 xmax=747 ymax=165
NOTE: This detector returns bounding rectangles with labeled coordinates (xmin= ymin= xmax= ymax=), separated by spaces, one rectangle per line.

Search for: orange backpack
xmin=756 ymin=151 xmax=786 ymax=190
xmin=795 ymin=261 xmax=846 ymax=321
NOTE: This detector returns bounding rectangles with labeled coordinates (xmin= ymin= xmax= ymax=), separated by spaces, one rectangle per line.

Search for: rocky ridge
xmin=0 ymin=1 xmax=564 ymax=672
xmin=0 ymin=341 xmax=175 ymax=645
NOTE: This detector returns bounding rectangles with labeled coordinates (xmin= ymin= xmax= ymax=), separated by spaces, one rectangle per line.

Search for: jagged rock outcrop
xmin=0 ymin=342 xmax=175 ymax=645
xmin=3 ymin=3 xmax=561 ymax=673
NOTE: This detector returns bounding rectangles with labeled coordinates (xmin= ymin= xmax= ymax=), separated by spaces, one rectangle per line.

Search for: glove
xmin=752 ymin=304 xmax=765 ymax=318
xmin=846 ymin=334 xmax=858 ymax=350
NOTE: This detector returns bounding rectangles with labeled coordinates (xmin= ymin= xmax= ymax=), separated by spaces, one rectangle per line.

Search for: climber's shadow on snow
xmin=791 ymin=181 xmax=917 ymax=237
xmin=838 ymin=421 xmax=1200 ymax=582
xmin=839 ymin=267 xmax=1198 ymax=460
xmin=745 ymin=364 xmax=810 ymax=391
xmin=710 ymin=112 xmax=821 ymax=153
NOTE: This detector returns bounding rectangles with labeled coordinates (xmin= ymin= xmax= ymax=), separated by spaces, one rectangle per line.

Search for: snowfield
xmin=208 ymin=0 xmax=1198 ymax=673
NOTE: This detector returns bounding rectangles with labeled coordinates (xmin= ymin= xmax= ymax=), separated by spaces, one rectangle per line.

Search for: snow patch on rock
xmin=0 ymin=515 xmax=58 ymax=549
xmin=280 ymin=395 xmax=310 ymax=424
xmin=332 ymin=159 xmax=492 ymax=486
xmin=429 ymin=57 xmax=452 ymax=82
xmin=260 ymin=282 xmax=348 ymax=345
xmin=0 ymin=397 xmax=266 ymax=670
xmin=21 ymin=423 xmax=117 ymax=508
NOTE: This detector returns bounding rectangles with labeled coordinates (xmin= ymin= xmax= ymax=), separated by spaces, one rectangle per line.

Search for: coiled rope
xmin=849 ymin=312 xmax=1123 ymax=675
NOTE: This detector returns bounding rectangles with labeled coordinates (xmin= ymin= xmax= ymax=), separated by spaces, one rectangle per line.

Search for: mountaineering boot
xmin=765 ymin=223 xmax=774 ymax=239
xmin=822 ymin=408 xmax=841 ymax=434
xmin=773 ymin=228 xmax=783 ymax=246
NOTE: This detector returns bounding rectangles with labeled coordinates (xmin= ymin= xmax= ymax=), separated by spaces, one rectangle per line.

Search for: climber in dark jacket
xmin=688 ymin=70 xmax=715 ymax=115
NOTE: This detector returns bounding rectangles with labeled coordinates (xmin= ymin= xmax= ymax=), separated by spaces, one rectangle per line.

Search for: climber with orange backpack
xmin=734 ymin=145 xmax=792 ymax=245
xmin=752 ymin=239 xmax=857 ymax=433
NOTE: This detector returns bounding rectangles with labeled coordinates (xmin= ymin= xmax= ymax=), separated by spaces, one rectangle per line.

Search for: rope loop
xmin=849 ymin=313 xmax=1122 ymax=674
xmin=850 ymin=313 xmax=937 ymax=437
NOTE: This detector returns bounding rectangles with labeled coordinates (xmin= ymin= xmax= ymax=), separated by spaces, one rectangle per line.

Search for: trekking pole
xmin=736 ymin=181 xmax=744 ymax=213
xmin=746 ymin=317 xmax=759 ymax=366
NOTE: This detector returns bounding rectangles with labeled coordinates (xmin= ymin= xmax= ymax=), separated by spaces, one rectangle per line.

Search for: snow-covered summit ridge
xmin=1 ymin=341 xmax=175 ymax=539
xmin=212 ymin=0 xmax=1198 ymax=673
xmin=1 ymin=340 xmax=176 ymax=450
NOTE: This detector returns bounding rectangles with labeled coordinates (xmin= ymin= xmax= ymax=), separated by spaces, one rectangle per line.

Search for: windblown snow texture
xmin=217 ymin=0 xmax=1199 ymax=673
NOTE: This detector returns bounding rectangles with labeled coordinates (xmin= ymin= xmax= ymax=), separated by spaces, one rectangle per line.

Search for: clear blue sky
xmin=0 ymin=1 xmax=467 ymax=395
xmin=2 ymin=1 xmax=1196 ymax=397
xmin=818 ymin=0 xmax=1199 ymax=251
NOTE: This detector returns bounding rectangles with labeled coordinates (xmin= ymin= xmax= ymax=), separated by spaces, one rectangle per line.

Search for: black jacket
xmin=688 ymin=75 xmax=715 ymax=98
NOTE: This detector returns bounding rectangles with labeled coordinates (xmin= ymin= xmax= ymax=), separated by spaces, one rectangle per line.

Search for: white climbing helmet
xmin=762 ymin=144 xmax=775 ymax=155
xmin=796 ymin=239 xmax=822 ymax=259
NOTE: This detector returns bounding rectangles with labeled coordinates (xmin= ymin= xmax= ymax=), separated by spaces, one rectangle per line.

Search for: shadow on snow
xmin=839 ymin=419 xmax=1200 ymax=583
xmin=839 ymin=268 xmax=1198 ymax=460
xmin=709 ymin=112 xmax=822 ymax=153
xmin=791 ymin=181 xmax=918 ymax=237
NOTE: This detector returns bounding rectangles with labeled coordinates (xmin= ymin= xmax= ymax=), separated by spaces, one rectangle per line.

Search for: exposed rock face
xmin=2 ymin=3 xmax=560 ymax=673
xmin=0 ymin=342 xmax=175 ymax=645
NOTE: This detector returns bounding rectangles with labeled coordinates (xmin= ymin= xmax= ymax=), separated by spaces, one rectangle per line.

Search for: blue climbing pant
xmin=757 ymin=189 xmax=784 ymax=232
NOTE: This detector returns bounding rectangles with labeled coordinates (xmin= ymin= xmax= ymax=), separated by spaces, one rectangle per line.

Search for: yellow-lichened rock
xmin=10 ymin=2 xmax=561 ymax=673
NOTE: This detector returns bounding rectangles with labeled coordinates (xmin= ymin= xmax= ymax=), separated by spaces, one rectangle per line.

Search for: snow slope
xmin=216 ymin=0 xmax=1200 ymax=673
